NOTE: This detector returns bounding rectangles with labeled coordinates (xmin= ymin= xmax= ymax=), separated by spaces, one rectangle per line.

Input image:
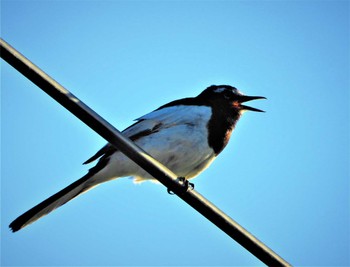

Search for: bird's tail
xmin=9 ymin=172 xmax=100 ymax=232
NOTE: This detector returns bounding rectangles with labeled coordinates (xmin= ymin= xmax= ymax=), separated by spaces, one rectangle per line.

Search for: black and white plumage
xmin=9 ymin=85 xmax=265 ymax=232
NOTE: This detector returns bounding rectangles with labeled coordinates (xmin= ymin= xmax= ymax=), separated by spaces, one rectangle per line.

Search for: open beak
xmin=239 ymin=95 xmax=266 ymax=112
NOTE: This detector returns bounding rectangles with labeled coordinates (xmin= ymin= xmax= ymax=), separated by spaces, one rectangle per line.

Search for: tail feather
xmin=9 ymin=173 xmax=98 ymax=232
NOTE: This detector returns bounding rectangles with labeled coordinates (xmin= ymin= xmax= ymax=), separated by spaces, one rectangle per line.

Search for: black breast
xmin=207 ymin=101 xmax=241 ymax=155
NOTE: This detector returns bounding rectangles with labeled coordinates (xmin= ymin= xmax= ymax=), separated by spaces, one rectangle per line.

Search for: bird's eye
xmin=223 ymin=91 xmax=231 ymax=99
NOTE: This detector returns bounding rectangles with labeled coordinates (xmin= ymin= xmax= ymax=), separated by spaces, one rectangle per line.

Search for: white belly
xmin=92 ymin=105 xmax=217 ymax=183
xmin=101 ymin=123 xmax=215 ymax=183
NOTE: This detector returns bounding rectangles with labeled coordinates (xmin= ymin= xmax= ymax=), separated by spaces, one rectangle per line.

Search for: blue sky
xmin=1 ymin=1 xmax=349 ymax=266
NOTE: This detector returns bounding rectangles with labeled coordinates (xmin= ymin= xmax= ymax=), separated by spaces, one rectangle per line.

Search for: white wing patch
xmin=123 ymin=105 xmax=212 ymax=139
xmin=138 ymin=105 xmax=210 ymax=125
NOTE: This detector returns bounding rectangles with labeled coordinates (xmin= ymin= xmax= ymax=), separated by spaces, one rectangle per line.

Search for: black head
xmin=198 ymin=85 xmax=266 ymax=112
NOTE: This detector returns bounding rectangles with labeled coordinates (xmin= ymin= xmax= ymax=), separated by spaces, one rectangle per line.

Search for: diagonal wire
xmin=0 ymin=38 xmax=291 ymax=267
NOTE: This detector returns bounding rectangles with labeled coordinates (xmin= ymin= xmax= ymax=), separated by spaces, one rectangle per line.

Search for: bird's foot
xmin=167 ymin=177 xmax=194 ymax=195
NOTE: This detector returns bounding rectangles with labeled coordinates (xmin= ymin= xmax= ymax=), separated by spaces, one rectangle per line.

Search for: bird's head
xmin=198 ymin=85 xmax=266 ymax=113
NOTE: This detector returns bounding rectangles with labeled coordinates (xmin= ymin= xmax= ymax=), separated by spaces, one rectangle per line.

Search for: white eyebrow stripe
xmin=213 ymin=87 xmax=227 ymax=93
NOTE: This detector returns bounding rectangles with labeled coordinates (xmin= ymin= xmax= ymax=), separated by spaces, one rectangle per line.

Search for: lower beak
xmin=239 ymin=95 xmax=266 ymax=112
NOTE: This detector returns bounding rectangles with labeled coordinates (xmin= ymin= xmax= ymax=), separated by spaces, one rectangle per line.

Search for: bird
xmin=9 ymin=85 xmax=265 ymax=232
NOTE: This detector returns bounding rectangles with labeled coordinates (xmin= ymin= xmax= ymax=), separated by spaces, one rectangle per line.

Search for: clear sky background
xmin=1 ymin=1 xmax=349 ymax=266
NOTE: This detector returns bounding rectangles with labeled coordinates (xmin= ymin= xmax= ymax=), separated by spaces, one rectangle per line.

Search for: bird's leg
xmin=167 ymin=177 xmax=194 ymax=195
xmin=180 ymin=177 xmax=195 ymax=191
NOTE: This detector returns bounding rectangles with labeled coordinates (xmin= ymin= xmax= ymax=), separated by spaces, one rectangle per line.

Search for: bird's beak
xmin=238 ymin=95 xmax=266 ymax=112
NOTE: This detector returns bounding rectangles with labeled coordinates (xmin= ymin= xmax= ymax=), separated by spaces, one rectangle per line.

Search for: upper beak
xmin=239 ymin=95 xmax=266 ymax=112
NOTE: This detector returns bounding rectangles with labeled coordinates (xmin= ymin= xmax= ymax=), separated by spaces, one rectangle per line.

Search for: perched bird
xmin=9 ymin=85 xmax=265 ymax=232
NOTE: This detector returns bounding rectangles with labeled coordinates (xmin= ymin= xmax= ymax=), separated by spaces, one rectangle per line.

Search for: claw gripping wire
xmin=167 ymin=177 xmax=194 ymax=195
